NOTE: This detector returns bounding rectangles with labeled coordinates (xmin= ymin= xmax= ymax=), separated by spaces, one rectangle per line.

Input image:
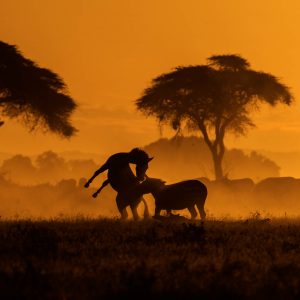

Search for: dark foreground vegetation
xmin=1 ymin=218 xmax=300 ymax=299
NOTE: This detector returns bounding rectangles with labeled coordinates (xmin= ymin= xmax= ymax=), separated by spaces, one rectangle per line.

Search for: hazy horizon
xmin=1 ymin=0 xmax=300 ymax=169
xmin=2 ymin=140 xmax=300 ymax=178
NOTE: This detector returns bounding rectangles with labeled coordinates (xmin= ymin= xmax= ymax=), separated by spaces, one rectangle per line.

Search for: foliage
xmin=136 ymin=54 xmax=293 ymax=179
xmin=0 ymin=41 xmax=77 ymax=137
xmin=144 ymin=136 xmax=280 ymax=181
xmin=0 ymin=151 xmax=98 ymax=184
xmin=1 ymin=219 xmax=300 ymax=298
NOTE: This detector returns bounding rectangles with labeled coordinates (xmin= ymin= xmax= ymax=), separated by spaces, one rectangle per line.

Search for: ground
xmin=1 ymin=216 xmax=300 ymax=299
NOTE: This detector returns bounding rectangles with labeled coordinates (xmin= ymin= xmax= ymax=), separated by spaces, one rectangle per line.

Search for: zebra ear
xmin=148 ymin=157 xmax=154 ymax=162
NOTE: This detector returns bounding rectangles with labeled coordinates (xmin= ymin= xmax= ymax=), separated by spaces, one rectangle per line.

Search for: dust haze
xmin=0 ymin=136 xmax=298 ymax=219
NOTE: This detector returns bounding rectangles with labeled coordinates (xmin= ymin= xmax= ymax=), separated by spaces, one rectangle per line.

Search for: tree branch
xmin=220 ymin=113 xmax=236 ymax=134
xmin=197 ymin=120 xmax=213 ymax=152
xmin=213 ymin=115 xmax=222 ymax=151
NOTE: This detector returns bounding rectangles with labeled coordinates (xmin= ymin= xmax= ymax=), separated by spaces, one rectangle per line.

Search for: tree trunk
xmin=212 ymin=154 xmax=224 ymax=180
xmin=197 ymin=122 xmax=225 ymax=180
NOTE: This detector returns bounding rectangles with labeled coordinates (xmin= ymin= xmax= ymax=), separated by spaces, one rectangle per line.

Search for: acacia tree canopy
xmin=136 ymin=54 xmax=293 ymax=179
xmin=0 ymin=41 xmax=77 ymax=137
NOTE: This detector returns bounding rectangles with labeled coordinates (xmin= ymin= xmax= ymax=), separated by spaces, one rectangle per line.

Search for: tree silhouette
xmin=0 ymin=41 xmax=77 ymax=137
xmin=136 ymin=54 xmax=292 ymax=180
xmin=36 ymin=151 xmax=68 ymax=182
xmin=143 ymin=136 xmax=280 ymax=182
xmin=0 ymin=154 xmax=37 ymax=184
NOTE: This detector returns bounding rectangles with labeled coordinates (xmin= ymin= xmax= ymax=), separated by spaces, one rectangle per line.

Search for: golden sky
xmin=1 ymin=0 xmax=300 ymax=156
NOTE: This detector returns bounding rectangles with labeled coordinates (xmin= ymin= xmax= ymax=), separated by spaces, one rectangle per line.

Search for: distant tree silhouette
xmin=0 ymin=41 xmax=77 ymax=137
xmin=136 ymin=54 xmax=292 ymax=180
xmin=0 ymin=154 xmax=36 ymax=184
xmin=143 ymin=136 xmax=280 ymax=182
xmin=36 ymin=151 xmax=68 ymax=182
xmin=68 ymin=159 xmax=98 ymax=179
xmin=0 ymin=150 xmax=103 ymax=185
xmin=223 ymin=149 xmax=280 ymax=181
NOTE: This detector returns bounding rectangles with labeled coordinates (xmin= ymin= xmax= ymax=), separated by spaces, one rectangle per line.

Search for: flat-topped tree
xmin=0 ymin=41 xmax=77 ymax=137
xmin=136 ymin=54 xmax=292 ymax=180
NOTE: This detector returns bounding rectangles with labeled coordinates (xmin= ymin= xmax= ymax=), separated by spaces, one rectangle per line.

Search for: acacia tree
xmin=136 ymin=55 xmax=292 ymax=180
xmin=0 ymin=41 xmax=77 ymax=136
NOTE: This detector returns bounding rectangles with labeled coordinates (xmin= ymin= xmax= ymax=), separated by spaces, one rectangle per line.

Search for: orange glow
xmin=1 ymin=0 xmax=300 ymax=175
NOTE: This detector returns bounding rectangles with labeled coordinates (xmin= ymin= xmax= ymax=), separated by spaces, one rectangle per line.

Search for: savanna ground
xmin=1 ymin=216 xmax=300 ymax=299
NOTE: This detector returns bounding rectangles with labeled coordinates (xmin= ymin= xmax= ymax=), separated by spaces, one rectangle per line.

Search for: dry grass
xmin=1 ymin=217 xmax=300 ymax=299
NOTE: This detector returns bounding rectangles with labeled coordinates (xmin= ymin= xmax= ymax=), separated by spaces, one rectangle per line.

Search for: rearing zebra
xmin=84 ymin=148 xmax=153 ymax=220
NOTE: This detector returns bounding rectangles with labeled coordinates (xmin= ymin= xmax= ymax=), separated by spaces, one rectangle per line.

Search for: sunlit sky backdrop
xmin=1 ymin=0 xmax=300 ymax=159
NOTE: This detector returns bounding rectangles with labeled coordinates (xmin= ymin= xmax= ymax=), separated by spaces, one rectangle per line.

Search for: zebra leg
xmin=141 ymin=197 xmax=150 ymax=219
xmin=196 ymin=202 xmax=206 ymax=220
xmin=120 ymin=208 xmax=128 ymax=220
xmin=130 ymin=203 xmax=140 ymax=221
xmin=188 ymin=205 xmax=197 ymax=220
xmin=116 ymin=193 xmax=128 ymax=220
xmin=155 ymin=207 xmax=161 ymax=217
xmin=92 ymin=179 xmax=110 ymax=198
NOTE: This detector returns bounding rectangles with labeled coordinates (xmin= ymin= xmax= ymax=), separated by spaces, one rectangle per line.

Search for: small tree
xmin=0 ymin=154 xmax=37 ymax=184
xmin=0 ymin=41 xmax=77 ymax=137
xmin=36 ymin=151 xmax=68 ymax=182
xmin=136 ymin=55 xmax=293 ymax=180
